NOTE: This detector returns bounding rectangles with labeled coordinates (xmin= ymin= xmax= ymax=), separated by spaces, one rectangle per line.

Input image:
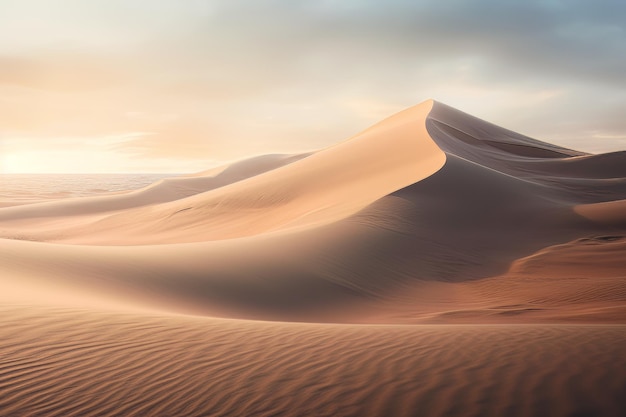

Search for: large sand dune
xmin=1 ymin=100 xmax=625 ymax=416
xmin=1 ymin=99 xmax=623 ymax=322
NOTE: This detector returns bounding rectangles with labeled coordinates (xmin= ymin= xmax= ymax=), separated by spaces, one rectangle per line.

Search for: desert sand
xmin=0 ymin=100 xmax=624 ymax=416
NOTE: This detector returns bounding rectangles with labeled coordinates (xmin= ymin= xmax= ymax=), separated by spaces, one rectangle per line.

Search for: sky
xmin=1 ymin=0 xmax=625 ymax=173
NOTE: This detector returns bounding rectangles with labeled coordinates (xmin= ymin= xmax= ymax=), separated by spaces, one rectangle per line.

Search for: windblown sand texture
xmin=1 ymin=100 xmax=625 ymax=416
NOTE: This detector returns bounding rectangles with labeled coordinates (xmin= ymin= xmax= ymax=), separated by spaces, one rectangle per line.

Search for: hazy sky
xmin=1 ymin=0 xmax=625 ymax=173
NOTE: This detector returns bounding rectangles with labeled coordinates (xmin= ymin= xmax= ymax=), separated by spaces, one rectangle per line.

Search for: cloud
xmin=169 ymin=0 xmax=626 ymax=87
xmin=0 ymin=54 xmax=127 ymax=92
xmin=111 ymin=125 xmax=219 ymax=160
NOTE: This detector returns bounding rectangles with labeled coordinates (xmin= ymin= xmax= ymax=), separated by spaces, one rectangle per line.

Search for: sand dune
xmin=0 ymin=99 xmax=623 ymax=322
xmin=1 ymin=100 xmax=625 ymax=416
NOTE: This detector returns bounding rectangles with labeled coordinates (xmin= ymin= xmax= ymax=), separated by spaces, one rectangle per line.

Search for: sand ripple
xmin=0 ymin=307 xmax=624 ymax=417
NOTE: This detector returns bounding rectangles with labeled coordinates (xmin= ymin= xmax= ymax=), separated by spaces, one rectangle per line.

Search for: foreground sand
xmin=1 ymin=306 xmax=625 ymax=417
xmin=0 ymin=100 xmax=624 ymax=416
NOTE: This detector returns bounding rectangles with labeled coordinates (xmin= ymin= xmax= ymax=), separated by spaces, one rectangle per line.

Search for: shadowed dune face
xmin=0 ymin=99 xmax=625 ymax=323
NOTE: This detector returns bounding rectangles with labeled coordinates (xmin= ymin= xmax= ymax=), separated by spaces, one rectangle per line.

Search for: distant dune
xmin=0 ymin=100 xmax=624 ymax=416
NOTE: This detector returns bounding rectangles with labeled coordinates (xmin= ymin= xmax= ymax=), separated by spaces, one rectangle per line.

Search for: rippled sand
xmin=1 ymin=307 xmax=625 ymax=417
